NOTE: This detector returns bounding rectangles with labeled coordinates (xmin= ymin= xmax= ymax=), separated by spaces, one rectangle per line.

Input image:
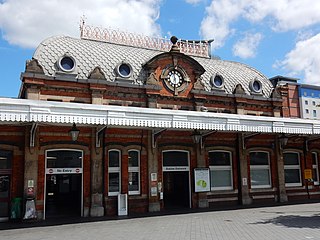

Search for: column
xmin=148 ymin=130 xmax=160 ymax=212
xmin=238 ymin=133 xmax=252 ymax=205
xmin=197 ymin=143 xmax=209 ymax=208
xmin=276 ymin=137 xmax=288 ymax=202
xmin=24 ymin=125 xmax=40 ymax=218
xmin=90 ymin=128 xmax=105 ymax=217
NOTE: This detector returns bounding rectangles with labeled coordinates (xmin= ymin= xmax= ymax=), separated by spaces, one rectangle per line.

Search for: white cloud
xmin=277 ymin=33 xmax=320 ymax=85
xmin=232 ymin=33 xmax=263 ymax=59
xmin=185 ymin=0 xmax=202 ymax=4
xmin=0 ymin=0 xmax=162 ymax=48
xmin=201 ymin=0 xmax=320 ymax=49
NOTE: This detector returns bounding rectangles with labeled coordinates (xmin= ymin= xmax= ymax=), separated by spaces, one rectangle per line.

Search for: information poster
xmin=194 ymin=168 xmax=210 ymax=192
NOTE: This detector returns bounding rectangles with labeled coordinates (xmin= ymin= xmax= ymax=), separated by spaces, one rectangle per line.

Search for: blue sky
xmin=0 ymin=0 xmax=320 ymax=97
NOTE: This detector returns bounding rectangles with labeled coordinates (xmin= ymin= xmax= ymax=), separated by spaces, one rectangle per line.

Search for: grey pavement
xmin=1 ymin=202 xmax=320 ymax=240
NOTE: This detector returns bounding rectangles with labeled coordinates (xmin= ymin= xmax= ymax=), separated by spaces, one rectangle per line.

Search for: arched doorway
xmin=45 ymin=149 xmax=83 ymax=218
xmin=162 ymin=150 xmax=190 ymax=209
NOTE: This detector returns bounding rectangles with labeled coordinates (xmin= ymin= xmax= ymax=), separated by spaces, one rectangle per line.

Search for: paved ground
xmin=1 ymin=203 xmax=320 ymax=240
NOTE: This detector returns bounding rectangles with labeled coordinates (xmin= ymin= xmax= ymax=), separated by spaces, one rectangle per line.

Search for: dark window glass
xmin=252 ymin=80 xmax=261 ymax=92
xmin=285 ymin=169 xmax=300 ymax=183
xmin=284 ymin=153 xmax=299 ymax=165
xmin=60 ymin=57 xmax=74 ymax=71
xmin=163 ymin=151 xmax=188 ymax=166
xmin=129 ymin=151 xmax=139 ymax=167
xmin=109 ymin=151 xmax=120 ymax=167
xmin=250 ymin=152 xmax=269 ymax=165
xmin=47 ymin=150 xmax=82 ymax=168
xmin=109 ymin=173 xmax=120 ymax=192
xmin=118 ymin=64 xmax=131 ymax=77
xmin=214 ymin=76 xmax=223 ymax=87
xmin=209 ymin=152 xmax=231 ymax=166
xmin=0 ymin=151 xmax=12 ymax=169
xmin=313 ymin=168 xmax=319 ymax=182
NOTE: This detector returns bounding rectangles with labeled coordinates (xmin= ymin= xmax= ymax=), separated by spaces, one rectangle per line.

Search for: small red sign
xmin=48 ymin=169 xmax=53 ymax=174
xmin=27 ymin=187 xmax=34 ymax=195
xmin=76 ymin=168 xmax=80 ymax=173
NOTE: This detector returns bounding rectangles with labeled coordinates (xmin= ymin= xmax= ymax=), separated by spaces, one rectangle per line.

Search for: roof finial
xmin=170 ymin=36 xmax=180 ymax=53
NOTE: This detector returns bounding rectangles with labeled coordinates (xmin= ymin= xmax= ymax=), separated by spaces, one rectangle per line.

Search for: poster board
xmin=194 ymin=168 xmax=210 ymax=192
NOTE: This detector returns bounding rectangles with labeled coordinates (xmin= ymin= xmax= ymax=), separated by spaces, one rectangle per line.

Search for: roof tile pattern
xmin=33 ymin=36 xmax=273 ymax=97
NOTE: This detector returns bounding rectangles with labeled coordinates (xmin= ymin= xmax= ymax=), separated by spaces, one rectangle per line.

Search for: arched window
xmin=128 ymin=150 xmax=140 ymax=195
xmin=108 ymin=149 xmax=121 ymax=196
xmin=249 ymin=151 xmax=271 ymax=188
xmin=208 ymin=151 xmax=233 ymax=190
xmin=284 ymin=152 xmax=302 ymax=187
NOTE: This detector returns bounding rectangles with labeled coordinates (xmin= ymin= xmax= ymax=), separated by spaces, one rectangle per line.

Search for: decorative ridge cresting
xmin=80 ymin=21 xmax=213 ymax=58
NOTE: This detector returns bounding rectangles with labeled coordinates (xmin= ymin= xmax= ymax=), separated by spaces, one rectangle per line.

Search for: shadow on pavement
xmin=254 ymin=214 xmax=320 ymax=229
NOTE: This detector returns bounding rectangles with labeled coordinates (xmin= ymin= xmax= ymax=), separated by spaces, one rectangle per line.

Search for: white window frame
xmin=312 ymin=152 xmax=319 ymax=185
xmin=128 ymin=149 xmax=140 ymax=195
xmin=249 ymin=151 xmax=271 ymax=189
xmin=108 ymin=149 xmax=121 ymax=196
xmin=284 ymin=152 xmax=302 ymax=187
xmin=209 ymin=150 xmax=233 ymax=191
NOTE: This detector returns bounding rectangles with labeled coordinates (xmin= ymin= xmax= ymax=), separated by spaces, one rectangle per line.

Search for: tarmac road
xmin=1 ymin=202 xmax=320 ymax=240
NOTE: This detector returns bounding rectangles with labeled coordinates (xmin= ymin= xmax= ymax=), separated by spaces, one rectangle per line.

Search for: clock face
xmin=168 ymin=70 xmax=183 ymax=88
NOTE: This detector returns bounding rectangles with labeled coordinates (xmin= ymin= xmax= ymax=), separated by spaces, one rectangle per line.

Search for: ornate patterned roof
xmin=32 ymin=36 xmax=274 ymax=97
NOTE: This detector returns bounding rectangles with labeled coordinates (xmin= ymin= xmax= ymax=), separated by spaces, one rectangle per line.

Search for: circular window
xmin=118 ymin=63 xmax=132 ymax=78
xmin=250 ymin=79 xmax=262 ymax=93
xmin=59 ymin=56 xmax=75 ymax=72
xmin=210 ymin=74 xmax=224 ymax=88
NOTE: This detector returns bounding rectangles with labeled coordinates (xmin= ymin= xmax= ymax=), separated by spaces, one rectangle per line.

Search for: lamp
xmin=69 ymin=123 xmax=80 ymax=141
xmin=192 ymin=130 xmax=202 ymax=144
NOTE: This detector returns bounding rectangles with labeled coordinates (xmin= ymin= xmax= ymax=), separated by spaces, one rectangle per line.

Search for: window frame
xmin=249 ymin=151 xmax=271 ymax=189
xmin=108 ymin=149 xmax=121 ymax=196
xmin=208 ymin=150 xmax=233 ymax=191
xmin=284 ymin=151 xmax=302 ymax=187
xmin=312 ymin=152 xmax=319 ymax=185
xmin=128 ymin=149 xmax=140 ymax=195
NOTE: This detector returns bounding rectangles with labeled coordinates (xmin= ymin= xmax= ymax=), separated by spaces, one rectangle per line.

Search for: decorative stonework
xmin=146 ymin=73 xmax=160 ymax=86
xmin=193 ymin=77 xmax=205 ymax=90
xmin=80 ymin=23 xmax=212 ymax=58
xmin=25 ymin=59 xmax=44 ymax=74
xmin=233 ymin=84 xmax=246 ymax=95
xmin=89 ymin=67 xmax=106 ymax=80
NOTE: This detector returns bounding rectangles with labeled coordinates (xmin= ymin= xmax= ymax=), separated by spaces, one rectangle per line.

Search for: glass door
xmin=0 ymin=175 xmax=10 ymax=219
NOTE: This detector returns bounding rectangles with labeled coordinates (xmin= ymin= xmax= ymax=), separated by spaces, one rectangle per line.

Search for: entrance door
xmin=46 ymin=174 xmax=81 ymax=217
xmin=163 ymin=171 xmax=189 ymax=209
xmin=162 ymin=150 xmax=190 ymax=209
xmin=0 ymin=175 xmax=10 ymax=220
xmin=45 ymin=150 xmax=83 ymax=218
xmin=0 ymin=150 xmax=12 ymax=221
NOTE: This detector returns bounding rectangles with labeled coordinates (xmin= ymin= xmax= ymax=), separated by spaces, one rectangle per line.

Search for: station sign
xmin=163 ymin=166 xmax=189 ymax=172
xmin=46 ymin=168 xmax=82 ymax=174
